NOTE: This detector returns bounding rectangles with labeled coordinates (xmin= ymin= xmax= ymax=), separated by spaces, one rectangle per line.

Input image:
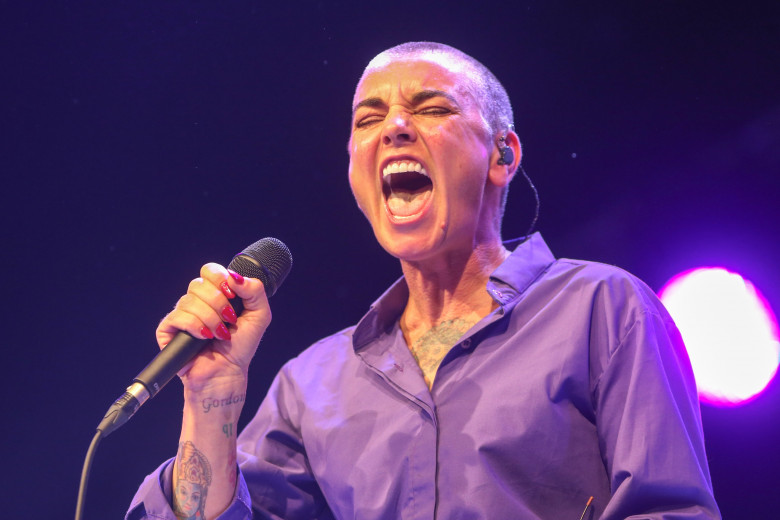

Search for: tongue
xmin=386 ymin=188 xmax=431 ymax=217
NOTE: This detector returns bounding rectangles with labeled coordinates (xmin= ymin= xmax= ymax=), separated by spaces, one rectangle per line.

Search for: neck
xmin=399 ymin=238 xmax=509 ymax=335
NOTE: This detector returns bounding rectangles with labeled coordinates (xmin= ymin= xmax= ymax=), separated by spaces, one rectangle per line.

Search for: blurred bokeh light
xmin=660 ymin=268 xmax=780 ymax=406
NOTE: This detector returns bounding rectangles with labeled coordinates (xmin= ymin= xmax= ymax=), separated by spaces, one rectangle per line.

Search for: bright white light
xmin=659 ymin=268 xmax=779 ymax=406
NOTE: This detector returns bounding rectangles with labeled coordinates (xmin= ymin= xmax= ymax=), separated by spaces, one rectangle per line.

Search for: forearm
xmin=172 ymin=378 xmax=247 ymax=520
xmin=140 ymin=261 xmax=271 ymax=519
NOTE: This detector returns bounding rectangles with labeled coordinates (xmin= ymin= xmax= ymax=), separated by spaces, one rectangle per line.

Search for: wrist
xmin=181 ymin=370 xmax=247 ymax=394
xmin=183 ymin=378 xmax=248 ymax=419
xmin=186 ymin=388 xmax=247 ymax=417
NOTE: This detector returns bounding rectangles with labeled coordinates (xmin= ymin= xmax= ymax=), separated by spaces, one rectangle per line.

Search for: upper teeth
xmin=382 ymin=161 xmax=428 ymax=177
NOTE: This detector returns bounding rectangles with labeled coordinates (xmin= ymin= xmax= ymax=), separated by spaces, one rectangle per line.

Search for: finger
xmin=199 ymin=263 xmax=271 ymax=325
xmin=157 ymin=294 xmax=231 ymax=347
xmin=199 ymin=263 xmax=236 ymax=299
xmin=179 ymin=292 xmax=232 ymax=339
xmin=203 ymin=264 xmax=271 ymax=315
xmin=156 ymin=312 xmax=212 ymax=350
xmin=187 ymin=276 xmax=237 ymax=326
xmin=228 ymin=275 xmax=269 ymax=313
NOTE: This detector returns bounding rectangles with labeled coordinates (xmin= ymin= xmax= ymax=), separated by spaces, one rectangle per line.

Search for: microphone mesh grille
xmin=227 ymin=237 xmax=292 ymax=297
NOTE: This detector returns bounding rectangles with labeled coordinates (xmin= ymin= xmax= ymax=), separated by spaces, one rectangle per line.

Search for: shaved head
xmin=360 ymin=42 xmax=515 ymax=139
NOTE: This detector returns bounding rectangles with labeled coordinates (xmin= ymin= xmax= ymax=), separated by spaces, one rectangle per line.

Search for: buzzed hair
xmin=363 ymin=42 xmax=515 ymax=138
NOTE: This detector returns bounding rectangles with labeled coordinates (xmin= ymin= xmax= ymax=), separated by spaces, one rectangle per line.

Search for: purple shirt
xmin=128 ymin=234 xmax=720 ymax=519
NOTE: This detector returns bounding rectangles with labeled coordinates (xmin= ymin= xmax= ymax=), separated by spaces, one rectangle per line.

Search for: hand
xmin=155 ymin=263 xmax=272 ymax=392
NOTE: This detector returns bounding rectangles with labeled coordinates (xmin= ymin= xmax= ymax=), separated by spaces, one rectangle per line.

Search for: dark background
xmin=2 ymin=2 xmax=778 ymax=518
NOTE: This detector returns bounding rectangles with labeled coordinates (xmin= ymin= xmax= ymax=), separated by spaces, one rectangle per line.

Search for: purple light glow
xmin=659 ymin=268 xmax=780 ymax=406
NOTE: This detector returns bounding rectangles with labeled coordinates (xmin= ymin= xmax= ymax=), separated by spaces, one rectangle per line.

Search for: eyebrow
xmin=352 ymin=89 xmax=460 ymax=119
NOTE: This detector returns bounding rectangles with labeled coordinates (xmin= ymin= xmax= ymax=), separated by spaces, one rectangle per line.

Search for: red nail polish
xmin=220 ymin=281 xmax=235 ymax=299
xmin=228 ymin=270 xmax=245 ymax=284
xmin=221 ymin=305 xmax=238 ymax=324
xmin=215 ymin=323 xmax=231 ymax=341
xmin=200 ymin=326 xmax=214 ymax=339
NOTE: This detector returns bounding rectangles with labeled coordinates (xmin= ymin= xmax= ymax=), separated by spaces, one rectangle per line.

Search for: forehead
xmin=353 ymin=57 xmax=481 ymax=107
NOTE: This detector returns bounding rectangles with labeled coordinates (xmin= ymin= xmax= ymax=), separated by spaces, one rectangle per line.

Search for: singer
xmin=127 ymin=43 xmax=720 ymax=519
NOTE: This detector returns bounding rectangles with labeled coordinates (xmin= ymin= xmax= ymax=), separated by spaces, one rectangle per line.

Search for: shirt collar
xmin=352 ymin=233 xmax=555 ymax=351
xmin=487 ymin=232 xmax=556 ymax=301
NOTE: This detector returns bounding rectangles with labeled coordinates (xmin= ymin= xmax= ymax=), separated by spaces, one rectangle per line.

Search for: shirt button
xmin=461 ymin=338 xmax=472 ymax=349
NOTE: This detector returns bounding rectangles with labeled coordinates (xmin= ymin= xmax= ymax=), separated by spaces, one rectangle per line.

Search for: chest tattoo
xmin=409 ymin=318 xmax=475 ymax=389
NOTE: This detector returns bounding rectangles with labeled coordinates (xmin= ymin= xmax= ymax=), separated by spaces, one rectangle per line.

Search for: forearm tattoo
xmin=174 ymin=441 xmax=213 ymax=520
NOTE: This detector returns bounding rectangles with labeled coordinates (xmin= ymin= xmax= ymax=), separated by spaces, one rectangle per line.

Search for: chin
xmin=374 ymin=225 xmax=446 ymax=263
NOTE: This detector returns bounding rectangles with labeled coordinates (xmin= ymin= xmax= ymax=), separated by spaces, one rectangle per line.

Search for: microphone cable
xmin=75 ymin=430 xmax=102 ymax=520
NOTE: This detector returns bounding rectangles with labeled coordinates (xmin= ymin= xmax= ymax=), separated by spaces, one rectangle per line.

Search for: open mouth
xmin=382 ymin=160 xmax=433 ymax=218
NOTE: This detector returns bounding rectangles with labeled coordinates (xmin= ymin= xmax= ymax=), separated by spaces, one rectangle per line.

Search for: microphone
xmin=96 ymin=237 xmax=292 ymax=437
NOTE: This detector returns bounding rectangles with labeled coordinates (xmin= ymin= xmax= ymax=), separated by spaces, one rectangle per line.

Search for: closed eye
xmin=355 ymin=113 xmax=386 ymax=128
xmin=418 ymin=106 xmax=452 ymax=116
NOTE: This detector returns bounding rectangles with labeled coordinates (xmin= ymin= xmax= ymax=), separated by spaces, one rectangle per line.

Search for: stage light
xmin=659 ymin=268 xmax=779 ymax=406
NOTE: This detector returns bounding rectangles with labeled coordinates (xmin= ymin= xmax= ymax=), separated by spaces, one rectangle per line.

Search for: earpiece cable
xmin=518 ymin=164 xmax=540 ymax=237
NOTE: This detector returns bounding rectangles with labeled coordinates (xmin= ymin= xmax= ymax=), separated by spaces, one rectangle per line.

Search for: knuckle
xmin=201 ymin=262 xmax=227 ymax=279
xmin=182 ymin=312 xmax=205 ymax=331
xmin=177 ymin=293 xmax=193 ymax=308
xmin=187 ymin=277 xmax=205 ymax=293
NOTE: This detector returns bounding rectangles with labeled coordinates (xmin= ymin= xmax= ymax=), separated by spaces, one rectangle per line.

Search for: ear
xmin=488 ymin=130 xmax=522 ymax=188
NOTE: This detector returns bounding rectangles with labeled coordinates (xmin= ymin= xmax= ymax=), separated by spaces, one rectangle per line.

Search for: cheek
xmin=425 ymin=124 xmax=445 ymax=145
xmin=350 ymin=131 xmax=378 ymax=159
xmin=348 ymin=164 xmax=370 ymax=215
xmin=348 ymin=133 xmax=380 ymax=210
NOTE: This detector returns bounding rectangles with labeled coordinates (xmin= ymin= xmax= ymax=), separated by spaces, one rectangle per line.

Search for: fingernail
xmin=200 ymin=326 xmax=214 ymax=339
xmin=215 ymin=323 xmax=231 ymax=341
xmin=228 ymin=270 xmax=244 ymax=284
xmin=221 ymin=305 xmax=238 ymax=324
xmin=220 ymin=281 xmax=235 ymax=299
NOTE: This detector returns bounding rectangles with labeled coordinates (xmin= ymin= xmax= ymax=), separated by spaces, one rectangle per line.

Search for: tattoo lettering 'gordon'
xmin=202 ymin=392 xmax=245 ymax=413
xmin=410 ymin=317 xmax=475 ymax=389
xmin=174 ymin=441 xmax=213 ymax=520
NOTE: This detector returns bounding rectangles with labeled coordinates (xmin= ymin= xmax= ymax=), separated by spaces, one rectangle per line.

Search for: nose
xmin=381 ymin=109 xmax=417 ymax=146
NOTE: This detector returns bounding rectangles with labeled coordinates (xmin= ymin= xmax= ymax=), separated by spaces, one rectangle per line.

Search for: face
xmin=348 ymin=58 xmax=507 ymax=263
xmin=175 ymin=480 xmax=204 ymax=519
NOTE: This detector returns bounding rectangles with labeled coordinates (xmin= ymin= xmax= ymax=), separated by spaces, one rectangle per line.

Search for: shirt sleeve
xmin=125 ymin=458 xmax=253 ymax=520
xmin=125 ymin=360 xmax=335 ymax=520
xmin=592 ymin=282 xmax=721 ymax=519
xmin=125 ymin=362 xmax=334 ymax=519
xmin=235 ymin=361 xmax=336 ymax=519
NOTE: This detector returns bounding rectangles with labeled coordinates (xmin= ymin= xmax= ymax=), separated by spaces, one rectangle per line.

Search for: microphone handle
xmin=97 ymin=298 xmax=244 ymax=437
xmin=135 ymin=332 xmax=207 ymax=395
